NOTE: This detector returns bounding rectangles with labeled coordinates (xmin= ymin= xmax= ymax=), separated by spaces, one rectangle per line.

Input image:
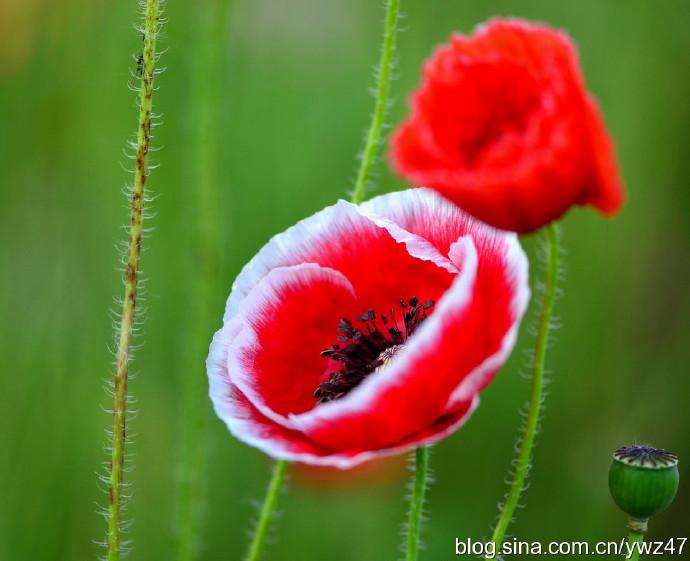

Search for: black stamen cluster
xmin=314 ymin=296 xmax=434 ymax=403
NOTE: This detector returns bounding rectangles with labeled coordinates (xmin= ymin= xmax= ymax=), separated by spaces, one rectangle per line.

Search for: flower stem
xmin=107 ymin=1 xmax=160 ymax=560
xmin=626 ymin=530 xmax=644 ymax=561
xmin=245 ymin=460 xmax=288 ymax=561
xmin=405 ymin=447 xmax=429 ymax=561
xmin=174 ymin=1 xmax=231 ymax=560
xmin=350 ymin=0 xmax=400 ymax=205
xmin=489 ymin=223 xmax=560 ymax=553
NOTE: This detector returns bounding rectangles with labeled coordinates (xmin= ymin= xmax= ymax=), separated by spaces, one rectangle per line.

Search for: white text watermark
xmin=455 ymin=537 xmax=688 ymax=558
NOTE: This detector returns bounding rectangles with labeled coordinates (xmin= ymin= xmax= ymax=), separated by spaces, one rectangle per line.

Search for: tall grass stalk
xmin=105 ymin=1 xmax=162 ymax=559
xmin=174 ymin=1 xmax=231 ymax=560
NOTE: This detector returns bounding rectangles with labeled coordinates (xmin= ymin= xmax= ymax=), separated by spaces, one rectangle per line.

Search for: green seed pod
xmin=609 ymin=445 xmax=679 ymax=521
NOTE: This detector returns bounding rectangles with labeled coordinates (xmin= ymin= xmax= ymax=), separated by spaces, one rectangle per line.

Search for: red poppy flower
xmin=207 ymin=189 xmax=529 ymax=468
xmin=390 ymin=18 xmax=625 ymax=233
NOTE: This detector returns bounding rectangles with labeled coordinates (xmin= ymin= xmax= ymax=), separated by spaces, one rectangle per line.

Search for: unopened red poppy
xmin=208 ymin=189 xmax=529 ymax=468
xmin=390 ymin=18 xmax=625 ymax=233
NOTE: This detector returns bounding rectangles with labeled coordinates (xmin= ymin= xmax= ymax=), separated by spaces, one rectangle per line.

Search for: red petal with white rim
xmin=208 ymin=189 xmax=529 ymax=468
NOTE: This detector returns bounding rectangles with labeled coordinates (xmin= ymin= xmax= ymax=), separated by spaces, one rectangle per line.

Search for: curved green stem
xmin=107 ymin=1 xmax=160 ymax=560
xmin=350 ymin=0 xmax=400 ymax=205
xmin=489 ymin=223 xmax=560 ymax=553
xmin=245 ymin=460 xmax=288 ymax=561
xmin=405 ymin=447 xmax=429 ymax=561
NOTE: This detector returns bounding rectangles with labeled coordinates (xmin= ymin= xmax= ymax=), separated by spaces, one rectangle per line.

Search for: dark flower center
xmin=314 ymin=296 xmax=435 ymax=403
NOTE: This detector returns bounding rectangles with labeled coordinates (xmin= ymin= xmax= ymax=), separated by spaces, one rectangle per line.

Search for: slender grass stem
xmin=107 ymin=1 xmax=160 ymax=560
xmin=174 ymin=1 xmax=231 ymax=560
xmin=405 ymin=447 xmax=429 ymax=561
xmin=489 ymin=223 xmax=560 ymax=555
xmin=626 ymin=530 xmax=644 ymax=561
xmin=350 ymin=0 xmax=400 ymax=205
xmin=245 ymin=460 xmax=288 ymax=561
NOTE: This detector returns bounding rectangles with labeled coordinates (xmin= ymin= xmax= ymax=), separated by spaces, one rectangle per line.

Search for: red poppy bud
xmin=390 ymin=18 xmax=625 ymax=233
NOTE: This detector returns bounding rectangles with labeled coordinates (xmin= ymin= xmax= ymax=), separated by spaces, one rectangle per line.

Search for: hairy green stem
xmin=489 ymin=223 xmax=560 ymax=553
xmin=107 ymin=1 xmax=160 ymax=560
xmin=350 ymin=0 xmax=400 ymax=205
xmin=405 ymin=447 xmax=429 ymax=561
xmin=245 ymin=460 xmax=288 ymax=561
xmin=174 ymin=1 xmax=231 ymax=560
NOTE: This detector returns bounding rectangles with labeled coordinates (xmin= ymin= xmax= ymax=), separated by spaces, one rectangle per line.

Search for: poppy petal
xmin=209 ymin=190 xmax=530 ymax=466
xmin=390 ymin=18 xmax=625 ymax=232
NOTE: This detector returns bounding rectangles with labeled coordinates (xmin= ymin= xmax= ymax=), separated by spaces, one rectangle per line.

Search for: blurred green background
xmin=1 ymin=0 xmax=689 ymax=559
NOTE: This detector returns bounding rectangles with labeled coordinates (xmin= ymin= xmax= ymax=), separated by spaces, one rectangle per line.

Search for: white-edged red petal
xmin=208 ymin=189 xmax=529 ymax=468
